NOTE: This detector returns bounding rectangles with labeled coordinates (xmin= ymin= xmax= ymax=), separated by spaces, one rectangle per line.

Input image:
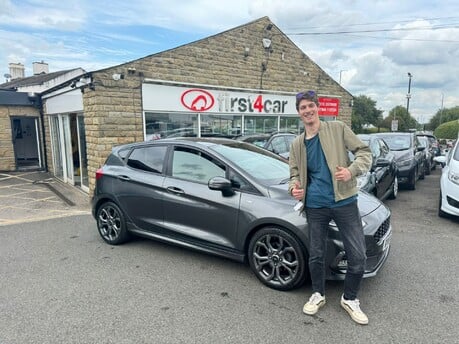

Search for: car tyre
xmin=407 ymin=170 xmax=416 ymax=190
xmin=96 ymin=201 xmax=130 ymax=245
xmin=419 ymin=163 xmax=426 ymax=180
xmin=388 ymin=176 xmax=398 ymax=200
xmin=438 ymin=192 xmax=448 ymax=218
xmin=425 ymin=161 xmax=431 ymax=175
xmin=248 ymin=227 xmax=307 ymax=291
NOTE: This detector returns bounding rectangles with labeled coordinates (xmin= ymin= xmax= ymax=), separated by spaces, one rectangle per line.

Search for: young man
xmin=288 ymin=90 xmax=372 ymax=325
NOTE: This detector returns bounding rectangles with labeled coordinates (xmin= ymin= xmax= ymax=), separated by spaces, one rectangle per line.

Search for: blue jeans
xmin=305 ymin=201 xmax=367 ymax=300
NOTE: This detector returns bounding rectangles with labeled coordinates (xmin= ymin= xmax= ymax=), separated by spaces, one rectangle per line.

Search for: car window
xmin=370 ymin=139 xmax=381 ymax=159
xmin=127 ymin=146 xmax=167 ymax=173
xmin=380 ymin=136 xmax=411 ymax=150
xmin=379 ymin=139 xmax=390 ymax=155
xmin=172 ymin=147 xmax=225 ymax=183
xmin=268 ymin=136 xmax=288 ymax=154
xmin=417 ymin=136 xmax=428 ymax=148
xmin=211 ymin=144 xmax=289 ymax=184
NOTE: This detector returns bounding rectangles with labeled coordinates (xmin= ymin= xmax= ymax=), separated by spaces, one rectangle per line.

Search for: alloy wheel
xmin=249 ymin=229 xmax=306 ymax=290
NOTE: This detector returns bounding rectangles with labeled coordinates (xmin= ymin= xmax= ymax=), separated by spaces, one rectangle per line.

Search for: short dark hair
xmin=295 ymin=90 xmax=319 ymax=110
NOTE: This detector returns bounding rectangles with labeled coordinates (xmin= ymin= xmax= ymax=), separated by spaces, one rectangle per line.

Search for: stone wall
xmin=0 ymin=106 xmax=40 ymax=171
xmin=82 ymin=17 xmax=353 ymax=195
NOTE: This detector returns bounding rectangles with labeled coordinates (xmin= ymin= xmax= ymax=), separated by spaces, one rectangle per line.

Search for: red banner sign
xmin=318 ymin=97 xmax=340 ymax=116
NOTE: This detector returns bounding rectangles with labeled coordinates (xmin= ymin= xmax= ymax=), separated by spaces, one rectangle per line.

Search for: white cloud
xmin=1 ymin=0 xmax=459 ymax=122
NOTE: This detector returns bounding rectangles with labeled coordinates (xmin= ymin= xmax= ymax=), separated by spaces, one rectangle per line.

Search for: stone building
xmin=1 ymin=16 xmax=353 ymax=197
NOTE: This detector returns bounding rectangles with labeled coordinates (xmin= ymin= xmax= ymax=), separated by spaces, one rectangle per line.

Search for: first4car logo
xmin=180 ymin=88 xmax=289 ymax=114
xmin=181 ymin=89 xmax=215 ymax=111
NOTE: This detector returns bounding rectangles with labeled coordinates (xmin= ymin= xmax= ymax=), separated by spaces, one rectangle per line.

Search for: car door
xmin=162 ymin=145 xmax=241 ymax=249
xmin=375 ymin=138 xmax=393 ymax=196
xmin=112 ymin=144 xmax=168 ymax=231
xmin=370 ymin=138 xmax=387 ymax=198
xmin=413 ymin=135 xmax=425 ymax=178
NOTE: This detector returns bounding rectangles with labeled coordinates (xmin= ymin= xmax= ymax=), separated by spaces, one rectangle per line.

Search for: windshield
xmin=417 ymin=137 xmax=428 ymax=148
xmin=211 ymin=143 xmax=289 ymax=184
xmin=378 ymin=135 xmax=411 ymax=150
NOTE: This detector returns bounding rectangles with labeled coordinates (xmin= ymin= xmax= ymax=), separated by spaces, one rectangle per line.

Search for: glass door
xmin=62 ymin=115 xmax=74 ymax=185
xmin=77 ymin=115 xmax=89 ymax=192
xmin=50 ymin=116 xmax=64 ymax=180
xmin=49 ymin=114 xmax=74 ymax=184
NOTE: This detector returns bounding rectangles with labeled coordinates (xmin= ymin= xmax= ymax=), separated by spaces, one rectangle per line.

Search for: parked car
xmin=417 ymin=132 xmax=440 ymax=170
xmin=236 ymin=132 xmax=297 ymax=159
xmin=92 ymin=138 xmax=392 ymax=291
xmin=354 ymin=134 xmax=398 ymax=201
xmin=374 ymin=132 xmax=426 ymax=190
xmin=417 ymin=132 xmax=441 ymax=156
xmin=417 ymin=136 xmax=433 ymax=175
xmin=436 ymin=139 xmax=459 ymax=218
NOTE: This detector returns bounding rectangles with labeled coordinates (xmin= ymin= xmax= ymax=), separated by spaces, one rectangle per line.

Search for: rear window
xmin=127 ymin=146 xmax=167 ymax=173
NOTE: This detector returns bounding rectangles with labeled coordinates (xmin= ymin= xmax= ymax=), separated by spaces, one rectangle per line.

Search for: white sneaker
xmin=340 ymin=295 xmax=369 ymax=325
xmin=303 ymin=292 xmax=326 ymax=315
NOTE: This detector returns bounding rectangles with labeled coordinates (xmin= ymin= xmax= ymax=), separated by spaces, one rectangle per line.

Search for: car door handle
xmin=166 ymin=186 xmax=185 ymax=194
xmin=118 ymin=175 xmax=131 ymax=181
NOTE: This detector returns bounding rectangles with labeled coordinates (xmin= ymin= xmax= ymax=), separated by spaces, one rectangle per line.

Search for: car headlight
xmin=397 ymin=157 xmax=414 ymax=167
xmin=329 ymin=219 xmax=367 ymax=228
xmin=448 ymin=171 xmax=459 ymax=185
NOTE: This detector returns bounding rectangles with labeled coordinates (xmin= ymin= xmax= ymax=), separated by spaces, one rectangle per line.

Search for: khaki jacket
xmin=288 ymin=121 xmax=372 ymax=206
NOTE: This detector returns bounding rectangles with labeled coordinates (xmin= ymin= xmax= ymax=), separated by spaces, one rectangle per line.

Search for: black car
xmin=236 ymin=132 xmax=297 ymax=159
xmin=416 ymin=133 xmax=439 ymax=171
xmin=417 ymin=136 xmax=433 ymax=175
xmin=92 ymin=138 xmax=392 ymax=291
xmin=355 ymin=134 xmax=398 ymax=201
xmin=374 ymin=132 xmax=426 ymax=190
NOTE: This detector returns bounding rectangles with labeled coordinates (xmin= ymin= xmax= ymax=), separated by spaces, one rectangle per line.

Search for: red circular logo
xmin=180 ymin=89 xmax=215 ymax=112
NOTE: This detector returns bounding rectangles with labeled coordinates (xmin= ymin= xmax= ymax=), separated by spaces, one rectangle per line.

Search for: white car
xmin=436 ymin=139 xmax=459 ymax=218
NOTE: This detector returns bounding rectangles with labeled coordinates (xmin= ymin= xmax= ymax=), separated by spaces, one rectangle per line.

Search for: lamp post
xmin=406 ymin=72 xmax=412 ymax=115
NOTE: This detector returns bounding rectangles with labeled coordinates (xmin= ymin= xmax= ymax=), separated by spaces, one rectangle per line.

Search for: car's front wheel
xmin=407 ymin=169 xmax=417 ymax=190
xmin=96 ymin=201 xmax=130 ymax=245
xmin=388 ymin=176 xmax=398 ymax=200
xmin=248 ymin=227 xmax=307 ymax=291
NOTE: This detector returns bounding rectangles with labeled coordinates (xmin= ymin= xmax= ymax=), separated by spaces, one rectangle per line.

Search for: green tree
xmin=427 ymin=106 xmax=459 ymax=131
xmin=351 ymin=95 xmax=383 ymax=133
xmin=381 ymin=105 xmax=418 ymax=132
xmin=434 ymin=119 xmax=459 ymax=139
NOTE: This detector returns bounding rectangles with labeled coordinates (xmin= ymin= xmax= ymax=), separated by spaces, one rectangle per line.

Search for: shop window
xmin=200 ymin=114 xmax=242 ymax=137
xmin=244 ymin=116 xmax=278 ymax=135
xmin=145 ymin=112 xmax=197 ymax=140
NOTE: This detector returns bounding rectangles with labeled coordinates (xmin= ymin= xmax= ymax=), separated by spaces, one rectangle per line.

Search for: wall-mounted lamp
xmin=244 ymin=47 xmax=250 ymax=58
xmin=262 ymin=38 xmax=272 ymax=49
xmin=350 ymin=98 xmax=354 ymax=107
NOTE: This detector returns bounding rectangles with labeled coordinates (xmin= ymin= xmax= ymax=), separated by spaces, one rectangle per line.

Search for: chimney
xmin=33 ymin=61 xmax=49 ymax=75
xmin=9 ymin=63 xmax=25 ymax=79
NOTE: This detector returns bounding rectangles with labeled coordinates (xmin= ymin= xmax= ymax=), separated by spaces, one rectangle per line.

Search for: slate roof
xmin=0 ymin=69 xmax=80 ymax=89
xmin=0 ymin=90 xmax=36 ymax=106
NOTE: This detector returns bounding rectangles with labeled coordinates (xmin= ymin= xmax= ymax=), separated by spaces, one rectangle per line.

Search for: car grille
xmin=374 ymin=217 xmax=390 ymax=243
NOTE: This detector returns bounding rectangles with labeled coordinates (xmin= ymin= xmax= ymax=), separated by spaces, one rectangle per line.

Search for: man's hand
xmin=292 ymin=180 xmax=304 ymax=201
xmin=335 ymin=166 xmax=352 ymax=182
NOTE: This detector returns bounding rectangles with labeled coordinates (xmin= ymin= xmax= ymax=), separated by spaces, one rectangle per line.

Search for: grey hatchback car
xmin=92 ymin=138 xmax=392 ymax=291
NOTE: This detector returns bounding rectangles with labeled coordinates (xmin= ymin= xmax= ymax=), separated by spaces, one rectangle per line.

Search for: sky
xmin=1 ymin=0 xmax=459 ymax=123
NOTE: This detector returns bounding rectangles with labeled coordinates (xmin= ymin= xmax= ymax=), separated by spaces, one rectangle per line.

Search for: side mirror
xmin=375 ymin=158 xmax=390 ymax=167
xmin=208 ymin=176 xmax=235 ymax=196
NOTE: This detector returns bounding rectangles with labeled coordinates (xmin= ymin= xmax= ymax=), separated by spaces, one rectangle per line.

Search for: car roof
xmin=374 ymin=132 xmax=413 ymax=136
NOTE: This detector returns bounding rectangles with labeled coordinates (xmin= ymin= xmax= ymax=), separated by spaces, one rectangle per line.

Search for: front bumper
xmin=325 ymin=207 xmax=392 ymax=280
